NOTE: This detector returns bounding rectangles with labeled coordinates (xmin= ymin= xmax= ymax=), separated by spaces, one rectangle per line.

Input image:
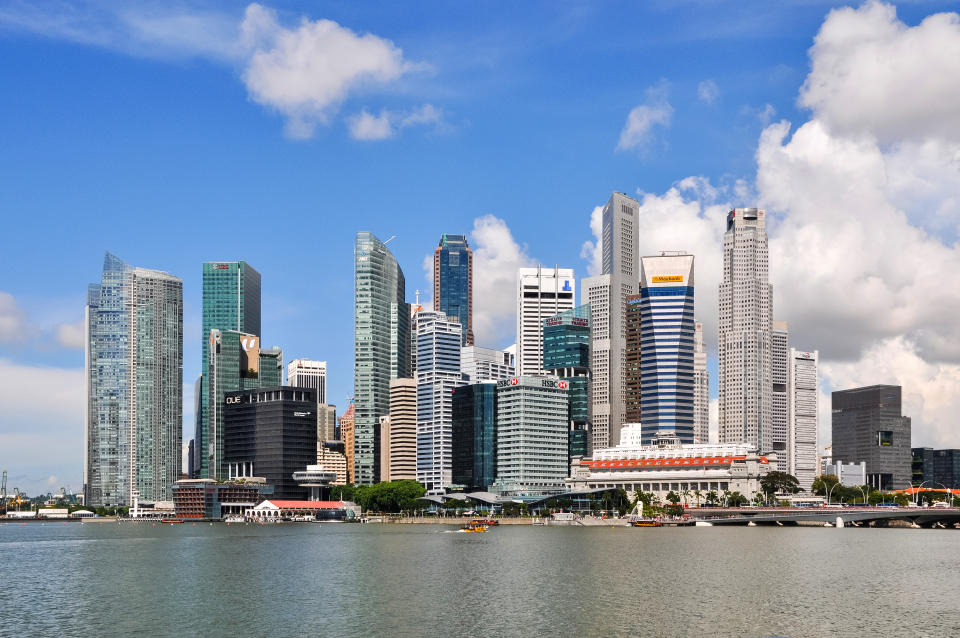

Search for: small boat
xmin=160 ymin=518 xmax=184 ymax=524
xmin=629 ymin=516 xmax=662 ymax=527
xmin=473 ymin=518 xmax=498 ymax=527
xmin=460 ymin=521 xmax=488 ymax=533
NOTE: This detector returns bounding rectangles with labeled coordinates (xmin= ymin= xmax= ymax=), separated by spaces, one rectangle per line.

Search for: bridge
xmin=688 ymin=506 xmax=960 ymax=528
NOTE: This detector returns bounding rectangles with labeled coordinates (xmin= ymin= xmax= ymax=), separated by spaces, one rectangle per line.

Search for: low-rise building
xmin=246 ymin=499 xmax=360 ymax=521
xmin=824 ymin=460 xmax=867 ymax=487
xmin=172 ymin=478 xmax=273 ymax=519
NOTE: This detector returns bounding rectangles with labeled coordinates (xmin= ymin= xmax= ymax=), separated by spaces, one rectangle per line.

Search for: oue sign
xmin=226 ymin=396 xmax=243 ymax=405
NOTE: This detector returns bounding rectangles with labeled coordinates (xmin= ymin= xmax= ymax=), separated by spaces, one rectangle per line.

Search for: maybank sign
xmin=652 ymin=275 xmax=684 ymax=283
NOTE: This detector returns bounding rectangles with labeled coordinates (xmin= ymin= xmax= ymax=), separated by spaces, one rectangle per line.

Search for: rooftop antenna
xmin=384 ymin=235 xmax=397 ymax=245
xmin=415 ymin=289 xmax=421 ymax=305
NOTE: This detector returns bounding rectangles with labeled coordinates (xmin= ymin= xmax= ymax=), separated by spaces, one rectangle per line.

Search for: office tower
xmin=718 ymin=208 xmax=773 ymax=452
xmin=383 ymin=378 xmax=417 ymax=481
xmin=493 ymin=376 xmax=569 ymax=495
xmin=630 ymin=253 xmax=696 ymax=444
xmin=415 ymin=310 xmax=464 ymax=494
xmin=693 ymin=323 xmax=709 ymax=444
xmin=771 ymin=321 xmax=789 ymax=463
xmin=452 ymin=381 xmax=498 ymax=490
xmin=460 ymin=346 xmax=515 ymax=382
xmin=516 ymin=266 xmax=576 ymax=376
xmin=354 ymin=232 xmax=411 ymax=485
xmin=192 ymin=374 xmax=202 ymax=477
xmin=543 ymin=305 xmax=592 ymax=460
xmin=85 ymin=252 xmax=183 ymax=507
xmin=912 ymin=448 xmax=960 ymax=489
xmin=317 ymin=404 xmax=337 ymax=443
xmin=338 ymin=404 xmax=355 ymax=484
xmin=318 ymin=441 xmax=349 ymax=485
xmin=832 ymin=385 xmax=912 ymax=490
xmin=625 ymin=295 xmax=642 ymax=425
xmin=287 ymin=359 xmax=327 ymax=404
xmin=433 ymin=234 xmax=474 ymax=346
xmin=583 ymin=274 xmax=613 ymax=450
xmin=223 ymin=386 xmax=317 ymax=499
xmin=198 ymin=261 xmax=261 ymax=479
xmin=788 ymin=349 xmax=819 ymax=489
xmin=207 ymin=330 xmax=282 ymax=478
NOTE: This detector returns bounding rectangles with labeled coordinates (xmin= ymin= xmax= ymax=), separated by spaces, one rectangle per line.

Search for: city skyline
xmin=4 ymin=1 xmax=960 ymax=495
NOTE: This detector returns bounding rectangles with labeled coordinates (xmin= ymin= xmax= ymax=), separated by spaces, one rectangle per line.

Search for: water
xmin=2 ymin=521 xmax=959 ymax=637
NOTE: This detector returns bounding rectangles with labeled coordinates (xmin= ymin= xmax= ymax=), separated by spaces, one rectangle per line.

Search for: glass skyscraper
xmin=85 ymin=252 xmax=183 ymax=507
xmin=543 ymin=305 xmax=592 ymax=459
xmin=197 ymin=261 xmax=260 ymax=479
xmin=433 ymin=234 xmax=473 ymax=346
xmin=452 ymin=381 xmax=497 ymax=490
xmin=354 ymin=232 xmax=410 ymax=485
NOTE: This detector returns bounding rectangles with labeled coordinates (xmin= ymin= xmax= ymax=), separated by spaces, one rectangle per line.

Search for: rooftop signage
xmin=652 ymin=275 xmax=683 ymax=283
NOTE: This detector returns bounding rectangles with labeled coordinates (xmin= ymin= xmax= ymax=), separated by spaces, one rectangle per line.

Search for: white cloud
xmin=697 ymin=79 xmax=719 ymax=105
xmin=578 ymin=205 xmax=604 ymax=277
xmin=347 ymin=104 xmax=446 ymax=141
xmin=0 ymin=291 xmax=27 ymax=343
xmin=469 ymin=215 xmax=537 ymax=347
xmin=799 ymin=1 xmax=960 ymax=144
xmin=56 ymin=319 xmax=85 ymax=349
xmin=616 ymin=82 xmax=673 ymax=153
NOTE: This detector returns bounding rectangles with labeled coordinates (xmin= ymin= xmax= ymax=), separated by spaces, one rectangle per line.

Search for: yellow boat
xmin=460 ymin=521 xmax=487 ymax=533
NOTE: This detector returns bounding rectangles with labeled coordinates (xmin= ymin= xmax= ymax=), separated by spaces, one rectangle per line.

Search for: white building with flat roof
xmin=288 ymin=359 xmax=327 ymax=404
xmin=461 ymin=345 xmax=515 ymax=382
xmin=516 ymin=266 xmax=575 ymax=377
xmin=788 ymin=348 xmax=819 ymax=490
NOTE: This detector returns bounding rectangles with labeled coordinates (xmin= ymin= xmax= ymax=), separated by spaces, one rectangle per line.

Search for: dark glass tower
xmin=452 ymin=382 xmax=498 ymax=490
xmin=543 ymin=304 xmax=592 ymax=460
xmin=832 ymin=385 xmax=911 ymax=490
xmin=197 ymin=261 xmax=261 ymax=479
xmin=433 ymin=234 xmax=473 ymax=346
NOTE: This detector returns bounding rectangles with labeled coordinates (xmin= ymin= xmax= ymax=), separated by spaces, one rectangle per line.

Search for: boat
xmin=473 ymin=518 xmax=498 ymax=527
xmin=459 ymin=521 xmax=488 ymax=533
xmin=160 ymin=518 xmax=184 ymax=524
xmin=630 ymin=518 xmax=662 ymax=527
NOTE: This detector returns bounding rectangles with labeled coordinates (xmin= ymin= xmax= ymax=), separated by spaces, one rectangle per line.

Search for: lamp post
xmin=827 ymin=482 xmax=842 ymax=506
xmin=914 ymin=480 xmax=948 ymax=506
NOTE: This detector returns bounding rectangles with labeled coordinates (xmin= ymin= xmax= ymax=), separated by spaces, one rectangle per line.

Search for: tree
xmin=665 ymin=491 xmax=681 ymax=506
xmin=693 ymin=489 xmax=703 ymax=508
xmin=705 ymin=490 xmax=718 ymax=506
xmin=330 ymin=484 xmax=357 ymax=502
xmin=726 ymin=491 xmax=748 ymax=507
xmin=894 ymin=493 xmax=910 ymax=507
xmin=350 ymin=480 xmax=426 ymax=513
xmin=811 ymin=474 xmax=839 ymax=497
xmin=760 ymin=472 xmax=801 ymax=501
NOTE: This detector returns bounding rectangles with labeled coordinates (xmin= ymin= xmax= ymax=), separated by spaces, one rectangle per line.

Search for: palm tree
xmin=693 ymin=489 xmax=703 ymax=508
xmin=706 ymin=490 xmax=718 ymax=506
xmin=680 ymin=489 xmax=691 ymax=507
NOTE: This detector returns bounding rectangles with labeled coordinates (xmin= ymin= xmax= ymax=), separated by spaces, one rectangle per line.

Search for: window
xmin=878 ymin=431 xmax=893 ymax=447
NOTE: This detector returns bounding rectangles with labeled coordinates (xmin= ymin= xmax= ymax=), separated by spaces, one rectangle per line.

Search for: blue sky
xmin=4 ymin=1 xmax=960 ymax=496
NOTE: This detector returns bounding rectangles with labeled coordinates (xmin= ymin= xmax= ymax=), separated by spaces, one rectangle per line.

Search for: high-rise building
xmin=354 ymin=232 xmax=411 ymax=485
xmin=85 ymin=252 xmax=183 ymax=507
xmin=493 ymin=376 xmax=569 ymax=496
xmin=198 ymin=261 xmax=261 ymax=479
xmin=317 ymin=404 xmax=337 ymax=443
xmin=287 ymin=359 xmax=327 ymax=404
xmin=433 ymin=234 xmax=473 ymax=346
xmin=318 ymin=441 xmax=349 ymax=485
xmin=693 ymin=322 xmax=709 ymax=444
xmin=460 ymin=346 xmax=515 ymax=383
xmin=192 ymin=374 xmax=202 ymax=477
xmin=787 ymin=349 xmax=819 ymax=489
xmin=452 ymin=381 xmax=498 ymax=490
xmin=583 ymin=274 xmax=613 ymax=451
xmin=543 ymin=305 xmax=592 ymax=460
xmin=718 ymin=208 xmax=773 ymax=453
xmin=223 ymin=386 xmax=317 ymax=499
xmin=384 ymin=378 xmax=417 ymax=481
xmin=415 ymin=310 xmax=464 ymax=494
xmin=338 ymin=404 xmax=355 ymax=484
xmin=911 ymin=448 xmax=960 ymax=489
xmin=832 ymin=384 xmax=912 ymax=490
xmin=516 ymin=266 xmax=575 ymax=376
xmin=771 ymin=321 xmax=789 ymax=463
xmin=207 ymin=330 xmax=282 ymax=478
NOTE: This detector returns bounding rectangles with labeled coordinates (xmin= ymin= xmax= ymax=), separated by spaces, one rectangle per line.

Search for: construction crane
xmin=0 ymin=470 xmax=6 ymax=514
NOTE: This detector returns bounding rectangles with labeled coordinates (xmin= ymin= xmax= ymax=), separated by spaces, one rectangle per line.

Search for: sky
xmin=3 ymin=0 xmax=960 ymax=496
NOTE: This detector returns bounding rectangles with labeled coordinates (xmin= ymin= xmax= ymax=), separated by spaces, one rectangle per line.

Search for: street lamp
xmin=827 ymin=482 xmax=842 ymax=506
xmin=914 ymin=480 xmax=948 ymax=506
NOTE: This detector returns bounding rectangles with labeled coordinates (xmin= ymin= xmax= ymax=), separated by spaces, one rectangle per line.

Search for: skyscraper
xmin=452 ymin=381 xmax=498 ymax=490
xmin=198 ymin=261 xmax=261 ymax=479
xmin=338 ymin=404 xmax=355 ymax=484
xmin=788 ymin=349 xmax=818 ymax=489
xmin=633 ymin=253 xmax=696 ymax=444
xmin=543 ymin=305 xmax=592 ymax=459
xmin=583 ymin=274 xmax=613 ymax=451
xmin=354 ymin=232 xmax=410 ymax=485
xmin=287 ymin=359 xmax=327 ymax=404
xmin=85 ymin=252 xmax=183 ymax=507
xmin=384 ymin=378 xmax=417 ymax=481
xmin=718 ymin=208 xmax=773 ymax=453
xmin=771 ymin=321 xmax=790 ymax=464
xmin=832 ymin=385 xmax=911 ymax=490
xmin=516 ymin=266 xmax=575 ymax=376
xmin=415 ymin=310 xmax=464 ymax=494
xmin=433 ymin=234 xmax=473 ymax=346
xmin=693 ymin=322 xmax=709 ymax=444
xmin=460 ymin=346 xmax=515 ymax=383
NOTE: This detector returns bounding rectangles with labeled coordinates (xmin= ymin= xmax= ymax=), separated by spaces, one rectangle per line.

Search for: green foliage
xmin=760 ymin=472 xmax=801 ymax=499
xmin=725 ymin=491 xmax=748 ymax=507
xmin=501 ymin=502 xmax=528 ymax=517
xmin=351 ymin=480 xmax=426 ymax=513
xmin=895 ymin=493 xmax=910 ymax=507
xmin=665 ymin=491 xmax=681 ymax=505
xmin=330 ymin=484 xmax=357 ymax=502
xmin=811 ymin=474 xmax=839 ymax=496
xmin=705 ymin=491 xmax=719 ymax=505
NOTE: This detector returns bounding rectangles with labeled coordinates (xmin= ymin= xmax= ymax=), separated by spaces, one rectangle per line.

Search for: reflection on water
xmin=2 ymin=522 xmax=959 ymax=637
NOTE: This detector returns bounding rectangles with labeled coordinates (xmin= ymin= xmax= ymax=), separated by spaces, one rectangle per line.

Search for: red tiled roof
xmin=263 ymin=500 xmax=345 ymax=509
xmin=580 ymin=455 xmax=769 ymax=469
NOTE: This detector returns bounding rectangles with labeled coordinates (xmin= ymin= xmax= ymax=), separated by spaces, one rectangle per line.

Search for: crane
xmin=0 ymin=469 xmax=6 ymax=514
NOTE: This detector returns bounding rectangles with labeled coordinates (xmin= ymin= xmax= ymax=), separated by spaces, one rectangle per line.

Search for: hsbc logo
xmin=510 ymin=378 xmax=519 ymax=385
xmin=558 ymin=381 xmax=568 ymax=389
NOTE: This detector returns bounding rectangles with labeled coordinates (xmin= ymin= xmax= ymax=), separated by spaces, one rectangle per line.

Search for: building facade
xmin=636 ymin=253 xmax=696 ymax=444
xmin=85 ymin=252 xmax=183 ymax=507
xmin=493 ymin=376 xmax=569 ymax=496
xmin=912 ymin=448 xmax=960 ymax=490
xmin=172 ymin=478 xmax=272 ymax=519
xmin=460 ymin=346 xmax=515 ymax=382
xmin=317 ymin=404 xmax=337 ymax=443
xmin=354 ymin=231 xmax=411 ymax=485
xmin=287 ymin=359 xmax=327 ymax=404
xmin=543 ymin=305 xmax=592 ymax=460
xmin=718 ymin=208 xmax=773 ymax=453
xmin=223 ymin=386 xmax=318 ymax=499
xmin=693 ymin=322 xmax=709 ymax=444
xmin=832 ymin=385 xmax=912 ymax=490
xmin=338 ymin=404 xmax=355 ymax=484
xmin=415 ymin=311 xmax=464 ymax=494
xmin=771 ymin=321 xmax=789 ymax=462
xmin=318 ymin=441 xmax=349 ymax=485
xmin=198 ymin=261 xmax=260 ymax=480
xmin=787 ymin=349 xmax=819 ymax=490
xmin=452 ymin=381 xmax=498 ymax=490
xmin=582 ymin=274 xmax=614 ymax=451
xmin=516 ymin=266 xmax=576 ymax=376
xmin=384 ymin=378 xmax=417 ymax=481
xmin=433 ymin=234 xmax=474 ymax=346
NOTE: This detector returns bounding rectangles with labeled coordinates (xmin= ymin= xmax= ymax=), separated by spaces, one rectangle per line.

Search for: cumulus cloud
xmin=697 ymin=79 xmax=719 ymax=105
xmin=578 ymin=205 xmax=604 ymax=276
xmin=347 ymin=104 xmax=446 ymax=141
xmin=616 ymin=82 xmax=673 ymax=152
xmin=56 ymin=319 xmax=85 ymax=349
xmin=469 ymin=215 xmax=537 ymax=347
xmin=0 ymin=291 xmax=27 ymax=343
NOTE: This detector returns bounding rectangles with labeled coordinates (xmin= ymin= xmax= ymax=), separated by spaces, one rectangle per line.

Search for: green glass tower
xmin=543 ymin=304 xmax=592 ymax=461
xmin=354 ymin=232 xmax=410 ymax=485
xmin=197 ymin=261 xmax=261 ymax=478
